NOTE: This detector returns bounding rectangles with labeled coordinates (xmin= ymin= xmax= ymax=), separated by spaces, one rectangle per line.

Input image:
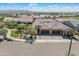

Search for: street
xmin=0 ymin=40 xmax=79 ymax=56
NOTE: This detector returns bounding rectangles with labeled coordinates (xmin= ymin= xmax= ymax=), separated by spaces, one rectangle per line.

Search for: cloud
xmin=0 ymin=3 xmax=79 ymax=12
xmin=27 ymin=3 xmax=38 ymax=7
xmin=26 ymin=6 xmax=79 ymax=12
xmin=26 ymin=4 xmax=79 ymax=12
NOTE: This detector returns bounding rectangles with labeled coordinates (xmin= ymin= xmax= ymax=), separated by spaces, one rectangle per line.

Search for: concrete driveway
xmin=37 ymin=35 xmax=69 ymax=40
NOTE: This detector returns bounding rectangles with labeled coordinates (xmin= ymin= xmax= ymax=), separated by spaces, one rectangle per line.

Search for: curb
xmin=34 ymin=40 xmax=76 ymax=43
xmin=12 ymin=39 xmax=76 ymax=43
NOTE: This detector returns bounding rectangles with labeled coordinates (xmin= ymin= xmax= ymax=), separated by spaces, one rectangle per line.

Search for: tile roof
xmin=33 ymin=19 xmax=71 ymax=30
xmin=13 ymin=18 xmax=33 ymax=23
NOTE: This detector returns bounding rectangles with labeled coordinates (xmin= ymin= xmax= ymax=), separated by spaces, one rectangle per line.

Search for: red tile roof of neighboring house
xmin=13 ymin=18 xmax=33 ymax=23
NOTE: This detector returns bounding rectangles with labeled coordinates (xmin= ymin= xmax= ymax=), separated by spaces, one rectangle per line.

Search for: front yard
xmin=10 ymin=30 xmax=20 ymax=39
xmin=0 ymin=17 xmax=37 ymax=40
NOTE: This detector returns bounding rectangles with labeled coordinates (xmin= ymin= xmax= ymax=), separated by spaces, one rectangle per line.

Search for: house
xmin=33 ymin=19 xmax=72 ymax=36
xmin=12 ymin=18 xmax=33 ymax=24
xmin=10 ymin=13 xmax=21 ymax=18
xmin=32 ymin=15 xmax=57 ymax=19
xmin=63 ymin=19 xmax=79 ymax=31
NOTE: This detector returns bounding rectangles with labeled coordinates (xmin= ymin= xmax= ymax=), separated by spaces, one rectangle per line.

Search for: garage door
xmin=52 ymin=30 xmax=61 ymax=35
xmin=41 ymin=30 xmax=49 ymax=35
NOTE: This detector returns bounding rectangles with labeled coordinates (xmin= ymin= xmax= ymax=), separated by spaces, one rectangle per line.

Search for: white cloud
xmin=25 ymin=5 xmax=79 ymax=12
xmin=47 ymin=5 xmax=60 ymax=8
xmin=0 ymin=3 xmax=79 ymax=12
xmin=27 ymin=3 xmax=38 ymax=7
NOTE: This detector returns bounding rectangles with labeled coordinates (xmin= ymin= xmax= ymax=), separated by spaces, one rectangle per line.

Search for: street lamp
xmin=68 ymin=35 xmax=73 ymax=56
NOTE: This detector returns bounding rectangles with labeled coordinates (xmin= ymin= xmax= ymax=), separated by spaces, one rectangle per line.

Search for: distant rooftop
xmin=13 ymin=18 xmax=33 ymax=23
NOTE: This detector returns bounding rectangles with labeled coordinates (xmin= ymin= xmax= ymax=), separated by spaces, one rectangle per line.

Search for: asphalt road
xmin=0 ymin=41 xmax=79 ymax=56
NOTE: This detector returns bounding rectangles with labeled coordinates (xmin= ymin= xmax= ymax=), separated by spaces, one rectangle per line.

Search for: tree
xmin=0 ymin=17 xmax=4 ymax=22
xmin=27 ymin=25 xmax=37 ymax=39
xmin=0 ymin=29 xmax=8 ymax=35
xmin=4 ymin=20 xmax=17 ymax=29
xmin=0 ymin=22 xmax=5 ymax=29
xmin=16 ymin=23 xmax=26 ymax=39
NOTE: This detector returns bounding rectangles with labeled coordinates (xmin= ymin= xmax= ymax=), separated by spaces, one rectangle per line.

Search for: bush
xmin=0 ymin=17 xmax=4 ymax=22
xmin=27 ymin=25 xmax=37 ymax=35
xmin=73 ymin=31 xmax=79 ymax=36
xmin=5 ymin=38 xmax=13 ymax=41
xmin=0 ymin=29 xmax=8 ymax=35
xmin=10 ymin=30 xmax=19 ymax=38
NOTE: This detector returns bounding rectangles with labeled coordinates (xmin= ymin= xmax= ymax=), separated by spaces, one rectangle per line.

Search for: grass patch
xmin=10 ymin=30 xmax=28 ymax=39
xmin=64 ymin=51 xmax=76 ymax=56
xmin=72 ymin=17 xmax=79 ymax=20
xmin=10 ymin=30 xmax=20 ymax=39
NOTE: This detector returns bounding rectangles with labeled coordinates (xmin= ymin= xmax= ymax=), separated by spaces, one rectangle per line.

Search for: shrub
xmin=10 ymin=30 xmax=19 ymax=38
xmin=73 ymin=31 xmax=79 ymax=36
xmin=0 ymin=29 xmax=8 ymax=35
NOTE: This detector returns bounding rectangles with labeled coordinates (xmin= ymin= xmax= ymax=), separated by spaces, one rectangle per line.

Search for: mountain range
xmin=0 ymin=10 xmax=79 ymax=14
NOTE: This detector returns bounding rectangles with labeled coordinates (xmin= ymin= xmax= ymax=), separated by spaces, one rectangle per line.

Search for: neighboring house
xmin=4 ymin=17 xmax=33 ymax=24
xmin=63 ymin=19 xmax=79 ymax=31
xmin=13 ymin=18 xmax=33 ymax=24
xmin=33 ymin=15 xmax=57 ymax=19
xmin=10 ymin=13 xmax=21 ymax=18
xmin=56 ymin=18 xmax=74 ymax=22
xmin=33 ymin=19 xmax=72 ymax=36
xmin=6 ymin=14 xmax=34 ymax=24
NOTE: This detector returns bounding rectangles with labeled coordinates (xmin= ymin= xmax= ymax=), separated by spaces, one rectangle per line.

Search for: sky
xmin=0 ymin=3 xmax=79 ymax=12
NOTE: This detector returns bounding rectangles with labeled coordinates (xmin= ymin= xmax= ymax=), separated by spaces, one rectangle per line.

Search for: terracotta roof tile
xmin=33 ymin=19 xmax=71 ymax=30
